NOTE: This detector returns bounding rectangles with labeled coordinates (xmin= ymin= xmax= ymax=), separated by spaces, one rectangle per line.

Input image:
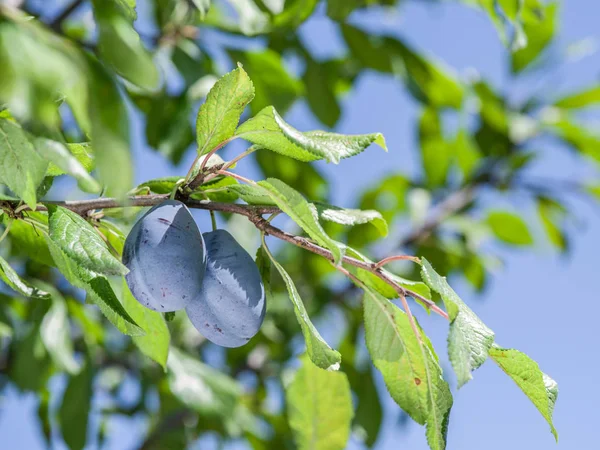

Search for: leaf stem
xmin=373 ymin=255 xmax=421 ymax=269
xmin=0 ymin=219 xmax=13 ymax=244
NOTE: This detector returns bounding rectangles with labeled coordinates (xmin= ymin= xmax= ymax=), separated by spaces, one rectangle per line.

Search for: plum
xmin=186 ymin=230 xmax=266 ymax=347
xmin=123 ymin=200 xmax=206 ymax=312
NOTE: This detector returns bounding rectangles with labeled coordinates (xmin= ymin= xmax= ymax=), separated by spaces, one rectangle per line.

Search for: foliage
xmin=2 ymin=0 xmax=599 ymax=448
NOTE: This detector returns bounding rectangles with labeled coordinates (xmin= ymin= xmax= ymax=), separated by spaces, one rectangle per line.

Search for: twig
xmin=49 ymin=0 xmax=84 ymax=32
xmin=373 ymin=255 xmax=421 ymax=269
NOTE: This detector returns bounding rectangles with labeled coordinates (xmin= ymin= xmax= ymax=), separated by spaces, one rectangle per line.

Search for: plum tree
xmin=123 ymin=200 xmax=206 ymax=312
xmin=186 ymin=229 xmax=266 ymax=348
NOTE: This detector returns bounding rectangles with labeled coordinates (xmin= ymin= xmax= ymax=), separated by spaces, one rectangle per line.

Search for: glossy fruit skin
xmin=186 ymin=230 xmax=266 ymax=348
xmin=123 ymin=200 xmax=206 ymax=312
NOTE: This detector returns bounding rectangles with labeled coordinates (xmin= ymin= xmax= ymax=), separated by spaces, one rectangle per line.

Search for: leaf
xmin=0 ymin=118 xmax=48 ymax=209
xmin=196 ymin=63 xmax=254 ymax=156
xmin=420 ymin=258 xmax=495 ymax=388
xmin=46 ymin=237 xmax=143 ymax=336
xmin=489 ymin=345 xmax=558 ymax=441
xmin=255 ymin=246 xmax=273 ymax=304
xmin=363 ymin=286 xmax=452 ymax=449
xmin=0 ymin=255 xmax=50 ymax=299
xmin=227 ymin=183 xmax=276 ymax=205
xmin=286 ymin=355 xmax=353 ymax=450
xmin=229 ymin=49 xmax=302 ymax=114
xmin=35 ymin=138 xmax=100 ymax=193
xmin=314 ymin=203 xmax=388 ymax=237
xmin=419 ymin=107 xmax=451 ymax=187
xmin=123 ymin=281 xmax=170 ymax=370
xmin=554 ymin=86 xmax=600 ymax=109
xmin=59 ymin=358 xmax=93 ymax=450
xmin=303 ymin=58 xmax=341 ymax=127
xmin=167 ymin=347 xmax=241 ymax=417
xmin=549 ymin=118 xmax=600 ymax=162
xmin=237 ymin=106 xmax=386 ymax=164
xmin=537 ymin=197 xmax=566 ymax=251
xmin=258 ymin=178 xmax=343 ymax=264
xmin=40 ymin=283 xmax=80 ymax=375
xmin=7 ymin=213 xmax=54 ymax=266
xmin=93 ymin=0 xmax=159 ymax=90
xmin=46 ymin=143 xmax=95 ymax=176
xmin=487 ymin=211 xmax=533 ymax=246
xmin=86 ymin=55 xmax=133 ymax=197
xmin=262 ymin=238 xmax=341 ymax=370
xmin=47 ymin=205 xmax=128 ymax=276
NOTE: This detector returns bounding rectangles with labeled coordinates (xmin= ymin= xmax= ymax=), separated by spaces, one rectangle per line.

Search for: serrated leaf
xmin=286 ymin=355 xmax=353 ymax=450
xmin=236 ymin=106 xmax=386 ymax=163
xmin=420 ymin=258 xmax=495 ymax=388
xmin=226 ymin=183 xmax=276 ymax=205
xmin=258 ymin=178 xmax=343 ymax=264
xmin=167 ymin=347 xmax=241 ymax=416
xmin=0 ymin=118 xmax=48 ymax=209
xmin=46 ymin=237 xmax=143 ymax=336
xmin=7 ymin=213 xmax=54 ymax=267
xmin=0 ymin=255 xmax=50 ymax=299
xmin=48 ymin=205 xmax=127 ymax=276
xmin=262 ymin=239 xmax=341 ymax=370
xmin=489 ymin=345 xmax=558 ymax=441
xmin=86 ymin=55 xmax=133 ymax=197
xmin=35 ymin=138 xmax=100 ymax=193
xmin=196 ymin=64 xmax=254 ymax=155
xmin=487 ymin=211 xmax=533 ymax=246
xmin=363 ymin=286 xmax=452 ymax=449
xmin=123 ymin=281 xmax=170 ymax=370
xmin=93 ymin=0 xmax=159 ymax=90
xmin=315 ymin=203 xmax=388 ymax=237
xmin=59 ymin=358 xmax=92 ymax=450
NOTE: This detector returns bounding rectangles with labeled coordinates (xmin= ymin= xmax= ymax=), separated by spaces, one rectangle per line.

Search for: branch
xmin=49 ymin=0 xmax=84 ymax=32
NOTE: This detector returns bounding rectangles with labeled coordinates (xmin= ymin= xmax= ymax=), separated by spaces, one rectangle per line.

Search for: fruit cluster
xmin=123 ymin=200 xmax=266 ymax=347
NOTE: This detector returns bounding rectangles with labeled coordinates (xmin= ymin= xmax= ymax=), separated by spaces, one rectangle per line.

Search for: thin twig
xmin=373 ymin=255 xmax=421 ymax=269
xmin=49 ymin=0 xmax=84 ymax=32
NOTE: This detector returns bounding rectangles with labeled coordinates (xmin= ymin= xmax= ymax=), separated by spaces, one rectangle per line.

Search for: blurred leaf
xmin=420 ymin=258 xmax=495 ymax=388
xmin=93 ymin=0 xmax=159 ymax=90
xmin=0 ymin=255 xmax=50 ymax=299
xmin=255 ymin=246 xmax=273 ymax=304
xmin=197 ymin=64 xmax=254 ymax=156
xmin=229 ymin=49 xmax=302 ymax=114
xmin=263 ymin=239 xmax=341 ymax=370
xmin=363 ymin=285 xmax=452 ymax=449
xmin=314 ymin=203 xmax=388 ymax=236
xmin=35 ymin=138 xmax=101 ymax=193
xmin=86 ymin=55 xmax=133 ymax=197
xmin=258 ymin=178 xmax=343 ymax=263
xmin=59 ymin=358 xmax=93 ymax=450
xmin=272 ymin=0 xmax=318 ymax=29
xmin=486 ymin=211 xmax=533 ymax=246
xmin=237 ymin=106 xmax=386 ymax=163
xmin=453 ymin=129 xmax=482 ymax=179
xmin=303 ymin=58 xmax=341 ymax=127
xmin=286 ymin=355 xmax=353 ymax=450
xmin=419 ymin=107 xmax=451 ymax=186
xmin=123 ymin=281 xmax=170 ymax=369
xmin=537 ymin=197 xmax=566 ymax=250
xmin=554 ymin=86 xmax=600 ymax=109
xmin=167 ymin=347 xmax=241 ymax=416
xmin=489 ymin=345 xmax=558 ymax=441
xmin=47 ymin=205 xmax=128 ymax=276
xmin=46 ymin=142 xmax=95 ymax=176
xmin=549 ymin=119 xmax=600 ymax=163
xmin=0 ymin=118 xmax=48 ymax=209
xmin=46 ymin=238 xmax=144 ymax=336
xmin=511 ymin=1 xmax=558 ymax=73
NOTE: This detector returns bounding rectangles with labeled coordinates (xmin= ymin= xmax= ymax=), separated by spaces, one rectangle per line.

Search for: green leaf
xmin=226 ymin=183 xmax=276 ymax=205
xmin=59 ymin=358 xmax=93 ymax=450
xmin=487 ymin=211 xmax=533 ymax=246
xmin=167 ymin=347 xmax=241 ymax=417
xmin=363 ymin=286 xmax=452 ymax=449
xmin=419 ymin=107 xmax=451 ymax=187
xmin=46 ymin=238 xmax=143 ymax=336
xmin=420 ymin=258 xmax=495 ymax=388
xmin=229 ymin=49 xmax=302 ymax=114
xmin=0 ymin=118 xmax=48 ymax=209
xmin=537 ymin=197 xmax=566 ymax=250
xmin=196 ymin=64 xmax=254 ymax=156
xmin=86 ymin=55 xmax=133 ymax=197
xmin=35 ymin=138 xmax=100 ymax=193
xmin=0 ymin=255 xmax=50 ymax=299
xmin=548 ymin=118 xmax=600 ymax=163
xmin=46 ymin=143 xmax=95 ymax=176
xmin=93 ymin=0 xmax=159 ymax=90
xmin=123 ymin=281 xmax=170 ymax=369
xmin=489 ymin=345 xmax=558 ymax=441
xmin=255 ymin=246 xmax=273 ymax=304
xmin=237 ymin=106 xmax=386 ymax=164
xmin=303 ymin=58 xmax=341 ymax=127
xmin=258 ymin=178 xmax=343 ymax=264
xmin=48 ymin=205 xmax=127 ymax=276
xmin=554 ymin=86 xmax=600 ymax=109
xmin=7 ymin=213 xmax=54 ymax=267
xmin=286 ymin=355 xmax=353 ymax=450
xmin=314 ymin=203 xmax=388 ymax=237
xmin=262 ymin=239 xmax=341 ymax=370
xmin=40 ymin=283 xmax=80 ymax=374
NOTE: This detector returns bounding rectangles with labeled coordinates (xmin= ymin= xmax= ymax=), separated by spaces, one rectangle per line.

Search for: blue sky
xmin=1 ymin=1 xmax=599 ymax=449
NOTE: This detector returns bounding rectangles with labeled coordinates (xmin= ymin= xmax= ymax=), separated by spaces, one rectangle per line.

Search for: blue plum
xmin=123 ymin=200 xmax=206 ymax=312
xmin=186 ymin=229 xmax=266 ymax=347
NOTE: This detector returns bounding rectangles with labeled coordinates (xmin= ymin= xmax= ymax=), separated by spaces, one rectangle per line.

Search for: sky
xmin=1 ymin=1 xmax=600 ymax=449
